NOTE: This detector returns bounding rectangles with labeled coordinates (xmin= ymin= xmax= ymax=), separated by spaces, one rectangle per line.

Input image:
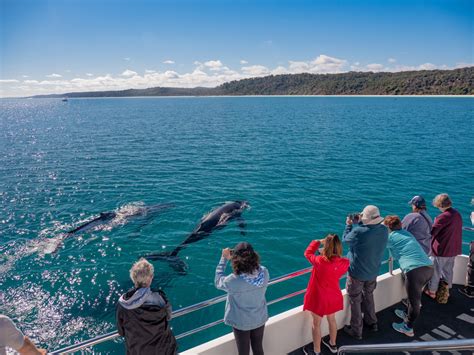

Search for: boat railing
xmin=50 ymin=239 xmax=472 ymax=354
xmin=337 ymin=338 xmax=474 ymax=354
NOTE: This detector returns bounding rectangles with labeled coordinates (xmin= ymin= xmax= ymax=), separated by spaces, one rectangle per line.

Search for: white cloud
xmin=388 ymin=58 xmax=397 ymax=63
xmin=145 ymin=69 xmax=156 ymax=73
xmin=86 ymin=73 xmax=94 ymax=77
xmin=24 ymin=80 xmax=39 ymax=84
xmin=241 ymin=65 xmax=270 ymax=76
xmin=121 ymin=69 xmax=138 ymax=77
xmin=288 ymin=61 xmax=311 ymax=72
xmin=163 ymin=60 xmax=175 ymax=64
xmin=271 ymin=66 xmax=289 ymax=75
xmin=0 ymin=79 xmax=19 ymax=83
xmin=310 ymin=55 xmax=347 ymax=73
xmin=204 ymin=60 xmax=224 ymax=71
xmin=455 ymin=62 xmax=474 ymax=69
xmin=46 ymin=73 xmax=62 ymax=78
xmin=22 ymin=75 xmax=29 ymax=78
xmin=240 ymin=60 xmax=248 ymax=64
xmin=418 ymin=63 xmax=437 ymax=70
xmin=164 ymin=71 xmax=179 ymax=79
xmin=124 ymin=57 xmax=131 ymax=61
xmin=285 ymin=55 xmax=347 ymax=74
xmin=366 ymin=63 xmax=385 ymax=72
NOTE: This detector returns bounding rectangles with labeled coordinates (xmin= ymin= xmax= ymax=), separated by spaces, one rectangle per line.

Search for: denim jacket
xmin=215 ymin=257 xmax=269 ymax=331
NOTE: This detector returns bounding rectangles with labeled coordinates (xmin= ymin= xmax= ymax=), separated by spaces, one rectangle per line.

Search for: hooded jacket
xmin=215 ymin=257 xmax=269 ymax=331
xmin=116 ymin=288 xmax=177 ymax=355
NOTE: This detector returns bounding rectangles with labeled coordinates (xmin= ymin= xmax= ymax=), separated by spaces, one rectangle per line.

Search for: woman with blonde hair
xmin=303 ymin=234 xmax=350 ymax=355
xmin=116 ymin=258 xmax=177 ymax=355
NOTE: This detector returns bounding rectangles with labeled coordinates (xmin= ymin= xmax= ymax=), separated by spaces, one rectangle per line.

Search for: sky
xmin=0 ymin=0 xmax=473 ymax=97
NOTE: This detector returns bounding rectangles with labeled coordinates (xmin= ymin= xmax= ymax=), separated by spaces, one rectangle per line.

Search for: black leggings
xmin=405 ymin=266 xmax=434 ymax=328
xmin=232 ymin=325 xmax=265 ymax=355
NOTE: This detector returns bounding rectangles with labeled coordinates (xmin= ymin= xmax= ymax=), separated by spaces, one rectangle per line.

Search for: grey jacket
xmin=402 ymin=210 xmax=433 ymax=254
xmin=215 ymin=257 xmax=269 ymax=331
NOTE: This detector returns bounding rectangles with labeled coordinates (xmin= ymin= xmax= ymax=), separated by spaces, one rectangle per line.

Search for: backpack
xmin=436 ymin=280 xmax=449 ymax=304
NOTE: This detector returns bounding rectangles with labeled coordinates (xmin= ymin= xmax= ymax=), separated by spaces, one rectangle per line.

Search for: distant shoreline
xmin=2 ymin=95 xmax=473 ymax=99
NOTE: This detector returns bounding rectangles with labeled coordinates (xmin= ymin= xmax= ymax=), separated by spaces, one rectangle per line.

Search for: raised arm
xmin=214 ymin=256 xmax=230 ymax=291
xmin=304 ymin=240 xmax=321 ymax=265
xmin=342 ymin=224 xmax=357 ymax=244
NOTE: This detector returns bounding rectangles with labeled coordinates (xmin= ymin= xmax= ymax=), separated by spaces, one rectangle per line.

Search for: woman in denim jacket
xmin=215 ymin=242 xmax=269 ymax=355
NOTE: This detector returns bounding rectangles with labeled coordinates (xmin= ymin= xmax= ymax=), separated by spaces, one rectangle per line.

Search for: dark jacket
xmin=431 ymin=207 xmax=463 ymax=257
xmin=116 ymin=288 xmax=177 ymax=355
xmin=342 ymin=223 xmax=388 ymax=281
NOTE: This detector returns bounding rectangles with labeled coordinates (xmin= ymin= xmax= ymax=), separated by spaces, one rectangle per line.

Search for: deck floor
xmin=289 ymin=285 xmax=474 ymax=355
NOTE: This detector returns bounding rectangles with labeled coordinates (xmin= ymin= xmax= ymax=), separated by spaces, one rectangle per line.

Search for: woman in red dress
xmin=303 ymin=234 xmax=350 ymax=355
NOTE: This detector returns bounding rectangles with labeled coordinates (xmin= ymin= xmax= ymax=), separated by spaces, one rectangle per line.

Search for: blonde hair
xmin=322 ymin=234 xmax=343 ymax=260
xmin=433 ymin=193 xmax=452 ymax=209
xmin=130 ymin=258 xmax=154 ymax=288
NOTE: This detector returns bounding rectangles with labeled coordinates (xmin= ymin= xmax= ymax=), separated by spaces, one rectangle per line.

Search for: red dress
xmin=303 ymin=240 xmax=350 ymax=317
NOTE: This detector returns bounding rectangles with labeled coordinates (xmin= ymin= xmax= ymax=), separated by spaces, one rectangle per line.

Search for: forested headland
xmin=32 ymin=67 xmax=473 ymax=98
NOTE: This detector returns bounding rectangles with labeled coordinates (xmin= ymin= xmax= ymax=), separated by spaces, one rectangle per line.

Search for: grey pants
xmin=346 ymin=276 xmax=377 ymax=337
xmin=428 ymin=256 xmax=455 ymax=292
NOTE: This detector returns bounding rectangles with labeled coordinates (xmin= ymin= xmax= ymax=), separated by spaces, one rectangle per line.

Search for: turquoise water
xmin=0 ymin=97 xmax=473 ymax=353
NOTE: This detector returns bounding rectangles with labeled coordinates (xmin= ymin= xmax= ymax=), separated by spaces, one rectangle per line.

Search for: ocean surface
xmin=0 ymin=97 xmax=473 ymax=353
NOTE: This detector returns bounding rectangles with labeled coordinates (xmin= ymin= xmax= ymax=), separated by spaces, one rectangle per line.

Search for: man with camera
xmin=342 ymin=205 xmax=388 ymax=340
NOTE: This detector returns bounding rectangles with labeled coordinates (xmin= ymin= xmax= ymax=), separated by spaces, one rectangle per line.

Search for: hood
xmin=118 ymin=287 xmax=166 ymax=310
xmin=239 ymin=266 xmax=266 ymax=287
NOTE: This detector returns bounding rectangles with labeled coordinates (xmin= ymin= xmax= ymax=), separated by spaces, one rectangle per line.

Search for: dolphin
xmin=146 ymin=201 xmax=249 ymax=272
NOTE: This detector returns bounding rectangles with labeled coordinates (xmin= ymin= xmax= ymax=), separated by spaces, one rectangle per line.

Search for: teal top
xmin=387 ymin=229 xmax=433 ymax=273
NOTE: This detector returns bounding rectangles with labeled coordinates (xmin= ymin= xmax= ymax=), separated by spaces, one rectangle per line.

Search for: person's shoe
xmin=394 ymin=309 xmax=408 ymax=322
xmin=364 ymin=322 xmax=378 ymax=332
xmin=343 ymin=325 xmax=362 ymax=340
xmin=459 ymin=287 xmax=474 ymax=299
xmin=302 ymin=344 xmax=320 ymax=355
xmin=392 ymin=321 xmax=414 ymax=337
xmin=321 ymin=335 xmax=337 ymax=354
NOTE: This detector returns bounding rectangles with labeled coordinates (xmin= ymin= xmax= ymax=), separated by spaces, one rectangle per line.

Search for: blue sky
xmin=1 ymin=0 xmax=473 ymax=96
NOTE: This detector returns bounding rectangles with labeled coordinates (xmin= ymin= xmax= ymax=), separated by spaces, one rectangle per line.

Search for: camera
xmin=229 ymin=249 xmax=234 ymax=256
xmin=348 ymin=213 xmax=361 ymax=224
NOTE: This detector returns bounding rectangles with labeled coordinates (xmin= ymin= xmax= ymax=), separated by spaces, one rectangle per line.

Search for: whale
xmin=39 ymin=203 xmax=175 ymax=255
xmin=66 ymin=212 xmax=117 ymax=235
xmin=146 ymin=201 xmax=249 ymax=272
xmin=66 ymin=203 xmax=175 ymax=236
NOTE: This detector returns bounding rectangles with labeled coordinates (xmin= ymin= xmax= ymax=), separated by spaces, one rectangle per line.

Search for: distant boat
xmin=62 ymin=98 xmax=68 ymax=102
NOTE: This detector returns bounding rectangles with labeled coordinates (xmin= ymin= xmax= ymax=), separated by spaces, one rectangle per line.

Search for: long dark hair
xmin=231 ymin=242 xmax=260 ymax=275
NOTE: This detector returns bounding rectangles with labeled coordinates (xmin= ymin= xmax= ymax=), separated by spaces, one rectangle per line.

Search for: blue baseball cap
xmin=408 ymin=195 xmax=426 ymax=208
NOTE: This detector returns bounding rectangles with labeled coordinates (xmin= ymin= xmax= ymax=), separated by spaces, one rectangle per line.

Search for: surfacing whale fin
xmin=144 ymin=251 xmax=188 ymax=274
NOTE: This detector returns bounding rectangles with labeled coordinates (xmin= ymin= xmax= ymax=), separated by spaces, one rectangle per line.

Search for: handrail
xmin=50 ymin=265 xmax=313 ymax=354
xmin=50 ymin=241 xmax=471 ymax=354
xmin=338 ymin=338 xmax=474 ymax=354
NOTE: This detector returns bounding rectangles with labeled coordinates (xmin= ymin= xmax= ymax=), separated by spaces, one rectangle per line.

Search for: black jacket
xmin=116 ymin=289 xmax=177 ymax=355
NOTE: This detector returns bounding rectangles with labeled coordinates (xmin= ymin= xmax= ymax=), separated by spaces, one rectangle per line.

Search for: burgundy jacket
xmin=431 ymin=207 xmax=463 ymax=257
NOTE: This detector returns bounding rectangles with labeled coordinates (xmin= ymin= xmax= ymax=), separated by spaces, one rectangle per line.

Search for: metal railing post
xmin=388 ymin=256 xmax=393 ymax=275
